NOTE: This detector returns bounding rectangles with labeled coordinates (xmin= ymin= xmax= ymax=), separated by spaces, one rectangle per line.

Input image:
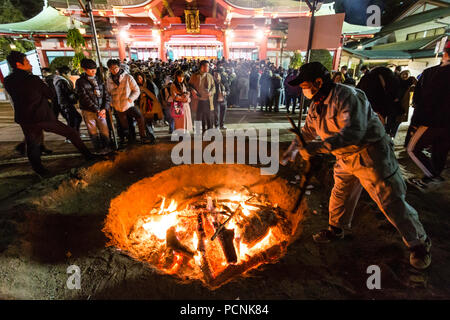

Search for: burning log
xmin=218 ymin=228 xmax=237 ymax=264
xmin=211 ymin=204 xmax=241 ymax=241
xmin=208 ymin=198 xmax=239 ymax=264
xmin=197 ymin=212 xmax=214 ymax=282
xmin=208 ymin=242 xmax=287 ymax=289
xmin=238 ymin=208 xmax=278 ymax=246
xmin=166 ymin=227 xmax=195 ymax=259
xmin=209 ymin=217 xmax=238 ymax=264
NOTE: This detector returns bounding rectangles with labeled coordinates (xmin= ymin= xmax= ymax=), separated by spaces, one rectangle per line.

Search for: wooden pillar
xmin=160 ymin=32 xmax=166 ymax=61
xmin=333 ymin=38 xmax=343 ymax=70
xmin=212 ymin=0 xmax=217 ymax=18
xmin=259 ymin=35 xmax=268 ymax=61
xmin=33 ymin=38 xmax=48 ymax=68
xmin=117 ymin=34 xmax=126 ymax=62
xmin=223 ymin=31 xmax=229 ymax=60
xmin=127 ymin=45 xmax=132 ymax=60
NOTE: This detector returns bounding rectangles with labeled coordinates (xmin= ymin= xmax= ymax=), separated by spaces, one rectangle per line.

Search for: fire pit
xmin=103 ymin=164 xmax=305 ymax=289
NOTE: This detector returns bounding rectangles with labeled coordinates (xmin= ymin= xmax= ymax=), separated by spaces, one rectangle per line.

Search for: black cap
xmin=288 ymin=62 xmax=330 ymax=86
xmin=80 ymin=58 xmax=97 ymax=70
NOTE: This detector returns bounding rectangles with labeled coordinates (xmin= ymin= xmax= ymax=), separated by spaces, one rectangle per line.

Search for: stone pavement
xmin=0 ymin=100 xmax=411 ymax=164
xmin=0 ymin=101 xmax=301 ymax=161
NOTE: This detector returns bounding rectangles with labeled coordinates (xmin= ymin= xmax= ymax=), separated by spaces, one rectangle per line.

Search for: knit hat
xmin=80 ymin=58 xmax=97 ymax=70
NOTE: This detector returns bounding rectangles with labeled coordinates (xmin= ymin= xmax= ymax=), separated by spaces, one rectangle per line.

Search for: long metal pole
xmin=298 ymin=0 xmax=318 ymax=128
xmin=85 ymin=0 xmax=103 ymax=80
xmin=85 ymin=0 xmax=118 ymax=150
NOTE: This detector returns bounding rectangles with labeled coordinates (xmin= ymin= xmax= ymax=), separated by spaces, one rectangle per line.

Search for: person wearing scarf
xmin=170 ymin=70 xmax=193 ymax=133
xmin=76 ymin=58 xmax=112 ymax=154
xmin=283 ymin=62 xmax=431 ymax=270
xmin=213 ymin=70 xmax=228 ymax=129
xmin=54 ymin=66 xmax=82 ymax=135
xmin=106 ymin=59 xmax=151 ymax=145
xmin=134 ymin=72 xmax=161 ymax=144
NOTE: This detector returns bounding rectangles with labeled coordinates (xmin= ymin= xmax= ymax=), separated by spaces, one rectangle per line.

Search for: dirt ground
xmin=0 ymin=132 xmax=449 ymax=300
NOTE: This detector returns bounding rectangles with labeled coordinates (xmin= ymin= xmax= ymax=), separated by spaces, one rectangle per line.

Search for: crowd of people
xmin=37 ymin=58 xmax=308 ymax=153
xmin=3 ymin=48 xmax=448 ymax=191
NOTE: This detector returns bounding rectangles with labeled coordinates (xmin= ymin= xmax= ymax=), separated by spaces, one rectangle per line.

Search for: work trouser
xmin=214 ymin=100 xmax=227 ymax=128
xmin=328 ymin=136 xmax=427 ymax=248
xmin=116 ymin=106 xmax=147 ymax=141
xmin=407 ymin=126 xmax=450 ymax=178
xmin=196 ymin=100 xmax=212 ymax=132
xmin=20 ymin=120 xmax=91 ymax=174
xmin=81 ymin=110 xmax=111 ymax=152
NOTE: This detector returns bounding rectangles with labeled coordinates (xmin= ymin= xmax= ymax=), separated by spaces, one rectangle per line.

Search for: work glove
xmin=280 ymin=139 xmax=299 ymax=166
xmin=298 ymin=141 xmax=326 ymax=161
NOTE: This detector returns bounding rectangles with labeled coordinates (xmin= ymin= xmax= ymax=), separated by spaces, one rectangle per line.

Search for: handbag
xmin=170 ymin=101 xmax=184 ymax=118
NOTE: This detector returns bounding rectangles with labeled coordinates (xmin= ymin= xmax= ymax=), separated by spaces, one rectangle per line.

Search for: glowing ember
xmin=126 ymin=189 xmax=295 ymax=288
xmin=104 ymin=164 xmax=304 ymax=289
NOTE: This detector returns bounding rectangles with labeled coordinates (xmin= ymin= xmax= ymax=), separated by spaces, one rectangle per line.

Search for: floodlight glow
xmin=226 ymin=30 xmax=234 ymax=38
xmin=120 ymin=29 xmax=129 ymax=39
xmin=256 ymin=29 xmax=264 ymax=39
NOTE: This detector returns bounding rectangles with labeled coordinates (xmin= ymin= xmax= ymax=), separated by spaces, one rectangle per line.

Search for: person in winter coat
xmin=189 ymin=60 xmax=216 ymax=132
xmin=229 ymin=71 xmax=240 ymax=108
xmin=170 ymin=70 xmax=193 ymax=132
xmin=106 ymin=59 xmax=151 ymax=145
xmin=213 ymin=70 xmax=229 ymax=129
xmin=4 ymin=51 xmax=95 ymax=177
xmin=54 ymin=66 xmax=82 ymax=135
xmin=248 ymin=67 xmax=261 ymax=112
xmin=270 ymin=72 xmax=284 ymax=112
xmin=160 ymin=77 xmax=174 ymax=133
xmin=356 ymin=66 xmax=402 ymax=137
xmin=406 ymin=42 xmax=450 ymax=190
xmin=359 ymin=67 xmax=398 ymax=119
xmin=42 ymin=67 xmax=60 ymax=118
xmin=134 ymin=72 xmax=160 ymax=144
xmin=76 ymin=58 xmax=112 ymax=154
xmin=284 ymin=70 xmax=302 ymax=114
xmin=283 ymin=62 xmax=431 ymax=270
xmin=392 ymin=70 xmax=417 ymax=139
xmin=237 ymin=71 xmax=249 ymax=108
xmin=259 ymin=69 xmax=272 ymax=111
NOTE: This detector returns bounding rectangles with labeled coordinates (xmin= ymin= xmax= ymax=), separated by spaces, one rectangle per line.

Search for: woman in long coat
xmin=169 ymin=70 xmax=193 ymax=132
xmin=134 ymin=72 xmax=162 ymax=143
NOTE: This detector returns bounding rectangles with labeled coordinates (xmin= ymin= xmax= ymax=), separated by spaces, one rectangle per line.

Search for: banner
xmin=286 ymin=13 xmax=345 ymax=51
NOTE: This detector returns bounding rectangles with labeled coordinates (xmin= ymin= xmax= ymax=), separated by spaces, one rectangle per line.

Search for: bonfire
xmin=104 ymin=164 xmax=304 ymax=289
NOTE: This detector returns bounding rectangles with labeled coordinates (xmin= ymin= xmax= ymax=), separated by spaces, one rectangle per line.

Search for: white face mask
xmin=302 ymin=88 xmax=316 ymax=100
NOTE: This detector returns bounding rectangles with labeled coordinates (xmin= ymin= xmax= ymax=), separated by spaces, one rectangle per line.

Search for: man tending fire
xmin=285 ymin=62 xmax=431 ymax=270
